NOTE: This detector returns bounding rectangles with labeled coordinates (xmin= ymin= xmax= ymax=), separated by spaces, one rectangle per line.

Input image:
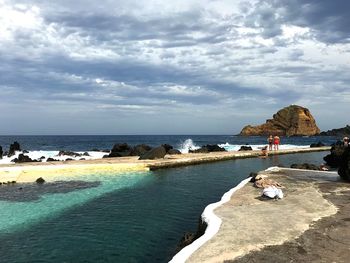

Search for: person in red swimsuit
xmin=273 ymin=135 xmax=280 ymax=150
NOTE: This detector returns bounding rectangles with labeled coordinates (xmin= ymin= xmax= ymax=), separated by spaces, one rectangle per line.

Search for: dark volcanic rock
xmin=176 ymin=217 xmax=208 ymax=252
xmin=162 ymin=144 xmax=173 ymax=152
xmin=206 ymin=144 xmax=226 ymax=152
xmin=310 ymin=141 xmax=325 ymax=148
xmin=320 ymin=125 xmax=350 ymax=136
xmin=139 ymin=146 xmax=167 ymax=160
xmin=168 ymin=149 xmax=181 ymax=155
xmin=12 ymin=154 xmax=40 ymax=163
xmin=239 ymin=145 xmax=253 ymax=151
xmin=0 ymin=146 xmax=2 ymax=159
xmin=291 ymin=163 xmax=320 ymax=170
xmin=190 ymin=144 xmax=226 ymax=153
xmin=8 ymin=141 xmax=21 ymax=157
xmin=83 ymin=152 xmax=90 ymax=156
xmin=36 ymin=177 xmax=45 ymax=184
xmin=105 ymin=152 xmax=123 ymax=158
xmin=189 ymin=148 xmax=209 ymax=153
xmin=58 ymin=151 xmax=81 ymax=157
xmin=130 ymin=144 xmax=152 ymax=156
xmin=23 ymin=150 xmax=29 ymax=153
xmin=323 ymin=145 xmax=346 ymax=168
xmin=105 ymin=143 xmax=132 ymax=158
xmin=47 ymin=157 xmax=59 ymax=162
xmin=338 ymin=147 xmax=350 ymax=181
xmin=112 ymin=143 xmax=131 ymax=153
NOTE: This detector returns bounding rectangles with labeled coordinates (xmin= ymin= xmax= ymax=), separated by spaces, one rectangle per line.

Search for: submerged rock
xmin=36 ymin=177 xmax=45 ymax=184
xmin=0 ymin=181 xmax=101 ymax=202
xmin=0 ymin=145 xmax=2 ymax=159
xmin=7 ymin=141 xmax=21 ymax=157
xmin=240 ymin=105 xmax=320 ymax=136
xmin=139 ymin=146 xmax=167 ymax=160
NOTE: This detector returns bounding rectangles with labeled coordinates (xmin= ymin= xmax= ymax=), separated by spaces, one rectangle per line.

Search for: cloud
xmin=0 ymin=0 xmax=349 ymax=134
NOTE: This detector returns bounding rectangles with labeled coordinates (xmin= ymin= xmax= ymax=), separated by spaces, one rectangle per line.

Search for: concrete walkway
xmin=187 ymin=168 xmax=345 ymax=263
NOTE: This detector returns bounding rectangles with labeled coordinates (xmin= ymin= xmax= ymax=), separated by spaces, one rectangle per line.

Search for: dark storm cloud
xmin=253 ymin=0 xmax=350 ymax=43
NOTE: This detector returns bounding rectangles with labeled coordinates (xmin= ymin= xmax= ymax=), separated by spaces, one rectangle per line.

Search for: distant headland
xmin=239 ymin=105 xmax=320 ymax=136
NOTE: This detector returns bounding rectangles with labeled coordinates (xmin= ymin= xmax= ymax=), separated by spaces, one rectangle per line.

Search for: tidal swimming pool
xmin=0 ymin=152 xmax=327 ymax=263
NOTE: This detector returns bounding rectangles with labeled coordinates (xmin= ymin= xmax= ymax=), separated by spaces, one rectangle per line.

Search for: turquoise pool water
xmin=0 ymin=152 xmax=327 ymax=262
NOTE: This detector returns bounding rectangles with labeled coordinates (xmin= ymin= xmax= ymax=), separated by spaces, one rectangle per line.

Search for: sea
xmin=0 ymin=135 xmax=338 ymax=164
xmin=0 ymin=135 xmax=338 ymax=263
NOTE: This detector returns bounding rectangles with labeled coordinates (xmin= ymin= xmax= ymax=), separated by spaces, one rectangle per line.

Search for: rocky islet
xmin=240 ymin=105 xmax=320 ymax=136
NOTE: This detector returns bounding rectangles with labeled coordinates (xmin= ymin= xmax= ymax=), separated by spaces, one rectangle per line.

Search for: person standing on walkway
xmin=273 ymin=135 xmax=280 ymax=150
xmin=267 ymin=135 xmax=273 ymax=151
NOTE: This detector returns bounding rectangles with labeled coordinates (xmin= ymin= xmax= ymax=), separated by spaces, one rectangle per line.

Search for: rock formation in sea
xmin=240 ymin=105 xmax=320 ymax=136
xmin=139 ymin=146 xmax=167 ymax=160
xmin=189 ymin=144 xmax=226 ymax=153
xmin=7 ymin=141 xmax=21 ymax=157
xmin=0 ymin=146 xmax=3 ymax=159
xmin=12 ymin=154 xmax=40 ymax=163
xmin=319 ymin=125 xmax=350 ymax=136
xmin=57 ymin=150 xmax=82 ymax=157
xmin=130 ymin=144 xmax=152 ymax=156
xmin=238 ymin=145 xmax=253 ymax=151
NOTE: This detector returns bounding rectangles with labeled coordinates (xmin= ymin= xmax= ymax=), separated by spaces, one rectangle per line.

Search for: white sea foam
xmin=178 ymin=139 xmax=201 ymax=153
xmin=0 ymin=151 xmax=107 ymax=165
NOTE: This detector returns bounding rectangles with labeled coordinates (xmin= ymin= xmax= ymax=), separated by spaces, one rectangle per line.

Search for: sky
xmin=0 ymin=0 xmax=349 ymax=135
